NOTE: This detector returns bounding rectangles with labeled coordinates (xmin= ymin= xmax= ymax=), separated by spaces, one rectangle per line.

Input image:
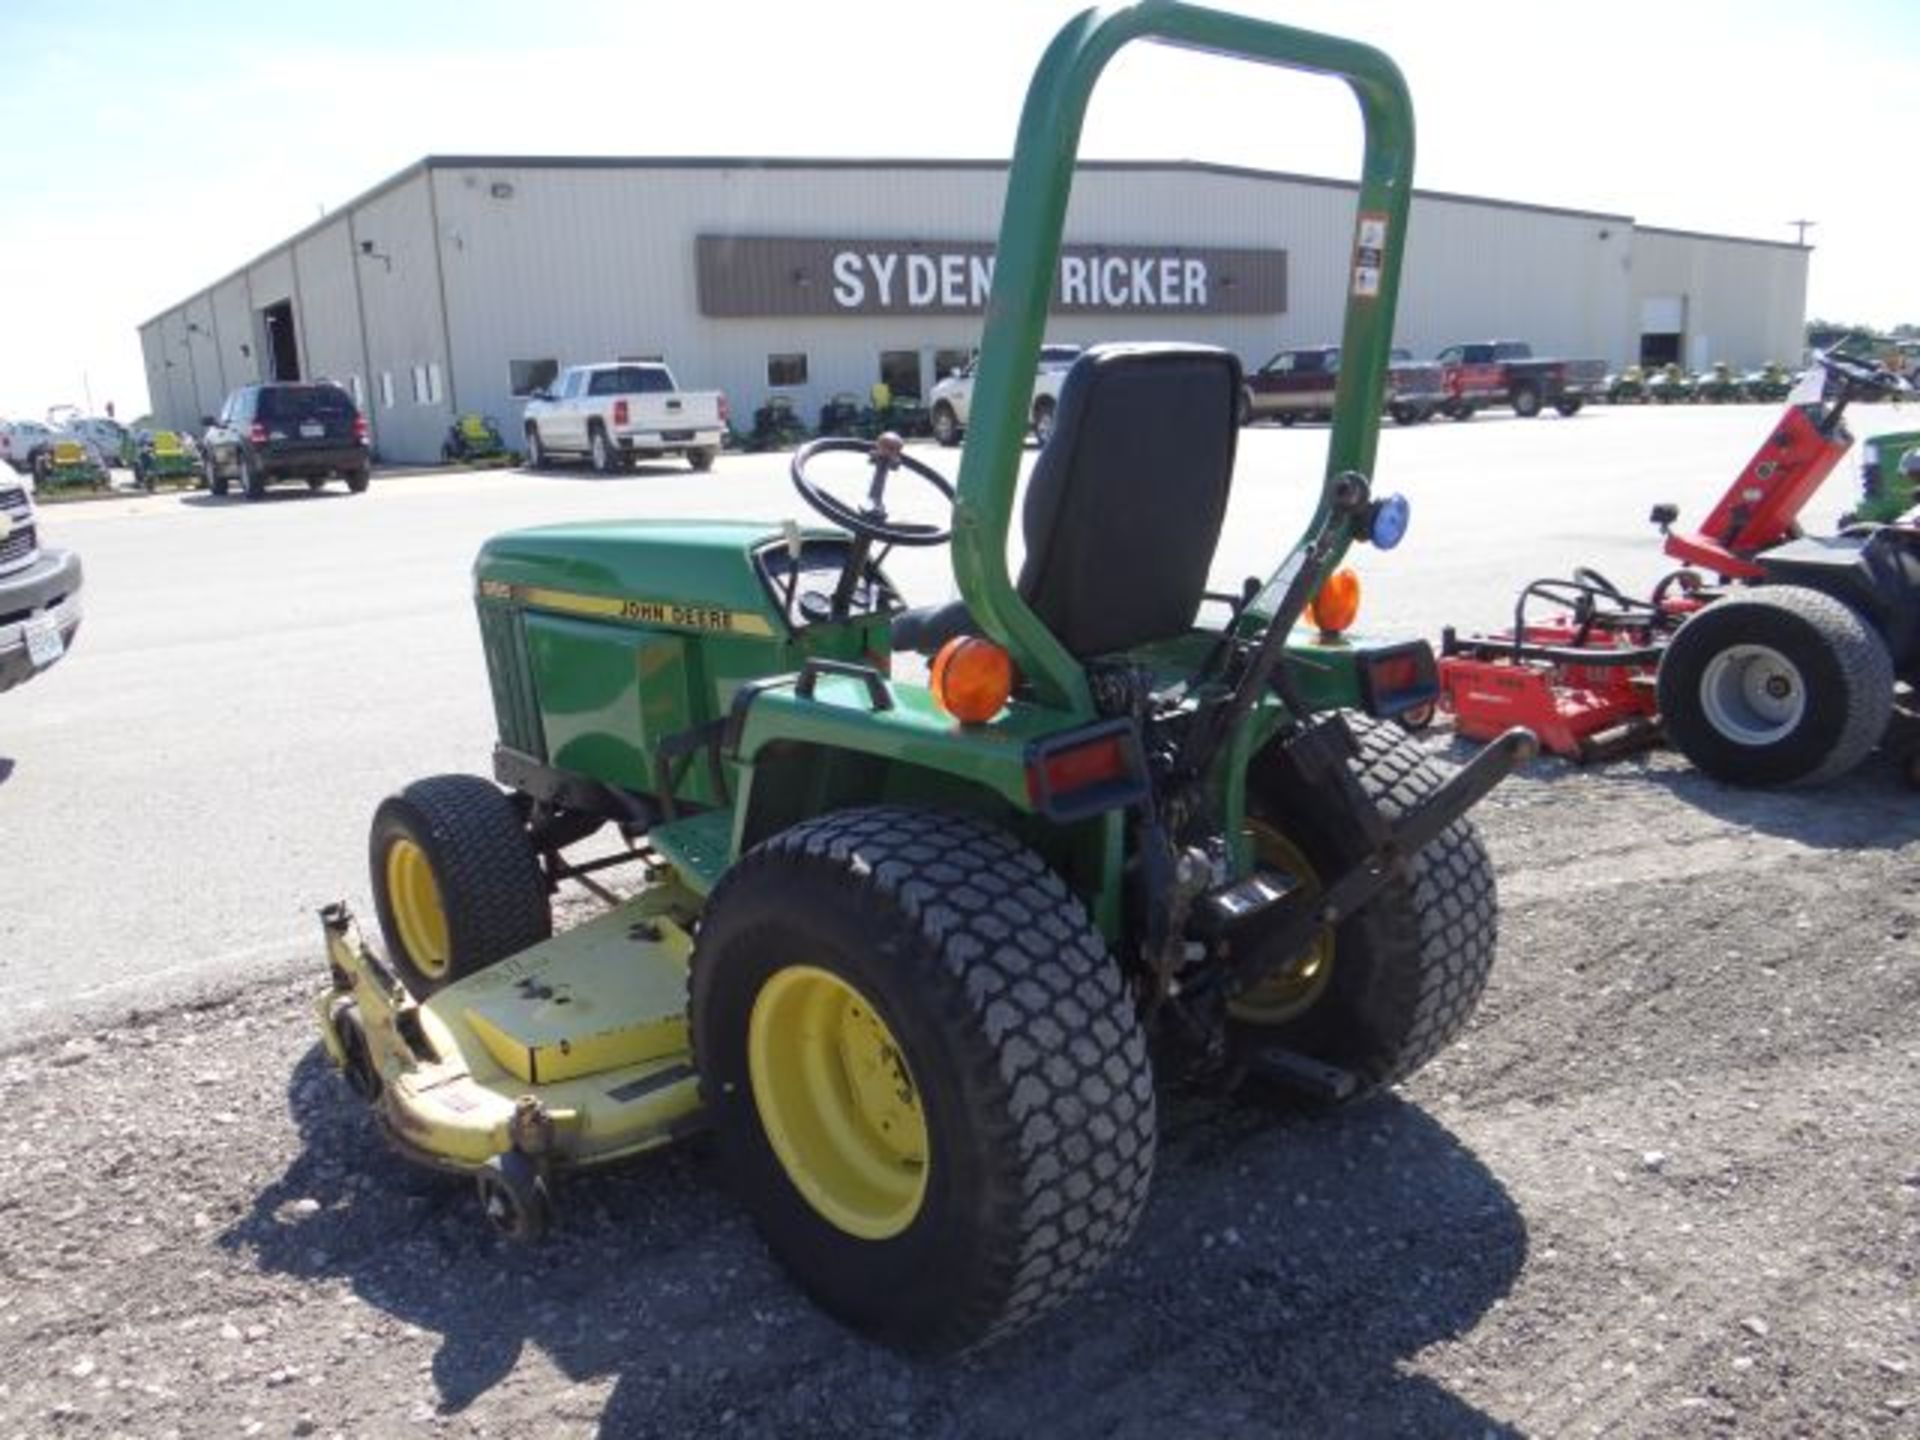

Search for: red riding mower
xmin=1440 ymin=349 xmax=1920 ymax=786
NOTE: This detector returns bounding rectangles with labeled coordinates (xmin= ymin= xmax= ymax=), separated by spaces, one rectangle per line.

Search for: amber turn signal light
xmin=931 ymin=635 xmax=1014 ymax=724
xmin=1307 ymin=568 xmax=1362 ymax=635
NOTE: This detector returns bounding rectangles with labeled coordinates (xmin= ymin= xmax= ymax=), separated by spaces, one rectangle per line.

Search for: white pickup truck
xmin=522 ymin=362 xmax=727 ymax=474
xmin=926 ymin=344 xmax=1081 ymax=448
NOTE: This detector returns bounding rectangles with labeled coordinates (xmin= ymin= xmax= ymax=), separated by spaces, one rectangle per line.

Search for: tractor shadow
xmin=225 ymin=1048 xmax=1526 ymax=1438
xmin=176 ymin=489 xmax=356 ymax=508
xmin=526 ymin=462 xmax=709 ymax=482
xmin=1428 ymin=730 xmax=1920 ymax=852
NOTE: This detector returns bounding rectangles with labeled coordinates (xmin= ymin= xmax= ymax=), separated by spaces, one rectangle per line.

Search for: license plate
xmin=24 ymin=614 xmax=63 ymax=668
xmin=662 ymin=430 xmax=694 ymax=442
xmin=299 ymin=421 xmax=325 ymax=438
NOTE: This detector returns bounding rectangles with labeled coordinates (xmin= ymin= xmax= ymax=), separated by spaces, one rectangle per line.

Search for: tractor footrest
xmin=1242 ymin=1046 xmax=1358 ymax=1103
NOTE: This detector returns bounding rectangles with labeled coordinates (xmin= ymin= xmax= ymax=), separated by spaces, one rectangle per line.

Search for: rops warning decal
xmin=1352 ymin=212 xmax=1389 ymax=299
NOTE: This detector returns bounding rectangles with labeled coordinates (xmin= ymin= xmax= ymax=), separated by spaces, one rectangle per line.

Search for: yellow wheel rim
xmin=385 ymin=838 xmax=451 ymax=979
xmin=747 ymin=965 xmax=929 ymax=1240
xmin=1228 ymin=820 xmax=1334 ymax=1025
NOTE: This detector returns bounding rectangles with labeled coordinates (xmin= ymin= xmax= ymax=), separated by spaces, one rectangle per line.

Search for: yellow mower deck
xmin=317 ymin=890 xmax=703 ymax=1175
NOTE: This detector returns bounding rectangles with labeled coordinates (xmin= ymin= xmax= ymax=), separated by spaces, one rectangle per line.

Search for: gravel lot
xmin=3 ymin=746 xmax=1916 ymax=1438
xmin=3 ymin=406 xmax=1917 ymax=1436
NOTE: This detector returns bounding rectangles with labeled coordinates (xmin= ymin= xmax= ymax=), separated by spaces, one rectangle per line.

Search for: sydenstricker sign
xmin=695 ymin=236 xmax=1286 ymax=318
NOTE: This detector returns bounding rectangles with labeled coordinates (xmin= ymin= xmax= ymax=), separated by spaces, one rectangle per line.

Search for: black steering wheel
xmin=790 ymin=434 xmax=955 ymax=547
xmin=1819 ymin=348 xmax=1908 ymax=401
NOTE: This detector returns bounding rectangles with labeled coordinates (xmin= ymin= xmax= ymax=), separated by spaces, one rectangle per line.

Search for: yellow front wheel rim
xmin=385 ymin=838 xmax=451 ymax=979
xmin=1228 ymin=820 xmax=1334 ymax=1025
xmin=747 ymin=965 xmax=929 ymax=1240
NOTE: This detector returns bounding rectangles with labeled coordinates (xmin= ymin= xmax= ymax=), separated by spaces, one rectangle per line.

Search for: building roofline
xmin=420 ymin=153 xmax=1637 ymax=224
xmin=1633 ymin=223 xmax=1810 ymax=254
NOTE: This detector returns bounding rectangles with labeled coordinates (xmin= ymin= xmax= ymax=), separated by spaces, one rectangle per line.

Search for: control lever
xmin=830 ymin=433 xmax=904 ymax=620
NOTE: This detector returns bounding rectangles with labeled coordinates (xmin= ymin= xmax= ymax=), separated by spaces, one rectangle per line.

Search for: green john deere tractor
xmin=316 ymin=0 xmax=1533 ymax=1354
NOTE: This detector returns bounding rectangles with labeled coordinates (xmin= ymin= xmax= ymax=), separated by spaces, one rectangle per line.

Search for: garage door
xmin=1641 ymin=296 xmax=1685 ymax=333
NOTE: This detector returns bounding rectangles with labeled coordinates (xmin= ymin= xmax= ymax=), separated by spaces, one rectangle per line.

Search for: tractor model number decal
xmin=479 ymin=582 xmax=775 ymax=637
xmin=1352 ymin=213 xmax=1388 ymax=299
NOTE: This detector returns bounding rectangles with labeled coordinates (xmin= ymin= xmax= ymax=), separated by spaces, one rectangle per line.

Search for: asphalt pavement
xmin=0 ymin=402 xmax=1903 ymax=1048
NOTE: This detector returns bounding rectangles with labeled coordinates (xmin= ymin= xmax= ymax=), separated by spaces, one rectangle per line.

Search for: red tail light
xmin=249 ymin=422 xmax=268 ymax=445
xmin=613 ymin=399 xmax=630 ymax=426
xmin=1023 ymin=721 xmax=1148 ymax=821
xmin=353 ymin=414 xmax=369 ymax=444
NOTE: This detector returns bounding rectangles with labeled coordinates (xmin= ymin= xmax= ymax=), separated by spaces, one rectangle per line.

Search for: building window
xmin=427 ymin=363 xmax=444 ymax=405
xmin=348 ymin=375 xmax=365 ymax=411
xmin=411 ymin=365 xmax=430 ymax=404
xmin=934 ymin=348 xmax=971 ymax=381
xmin=879 ymin=350 xmax=923 ymax=400
xmin=767 ymin=353 xmax=808 ymax=387
xmin=510 ymin=358 xmax=559 ymax=396
xmin=379 ymin=372 xmax=395 ymax=409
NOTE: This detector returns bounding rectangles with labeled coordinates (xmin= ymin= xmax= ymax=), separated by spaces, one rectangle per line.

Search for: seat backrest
xmin=460 ymin=414 xmax=490 ymax=441
xmin=1016 ymin=344 xmax=1241 ymax=658
xmin=53 ymin=440 xmax=84 ymax=464
xmin=152 ymin=431 xmax=181 ymax=455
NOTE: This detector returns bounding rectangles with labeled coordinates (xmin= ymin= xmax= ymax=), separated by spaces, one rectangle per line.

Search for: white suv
xmin=926 ymin=344 xmax=1081 ymax=448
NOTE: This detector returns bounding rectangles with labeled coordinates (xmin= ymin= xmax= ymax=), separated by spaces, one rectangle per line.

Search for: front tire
xmin=241 ymin=454 xmax=267 ymax=500
xmin=690 ymin=806 xmax=1156 ymax=1354
xmin=1656 ymin=586 xmax=1894 ymax=787
xmin=525 ymin=427 xmax=548 ymax=471
xmin=1031 ymin=397 xmax=1056 ymax=447
xmin=369 ymin=774 xmax=552 ymax=996
xmin=206 ymin=454 xmax=228 ymax=496
xmin=1232 ymin=715 xmax=1498 ymax=1098
xmin=930 ymin=402 xmax=961 ymax=447
xmin=1553 ymin=397 xmax=1584 ymax=417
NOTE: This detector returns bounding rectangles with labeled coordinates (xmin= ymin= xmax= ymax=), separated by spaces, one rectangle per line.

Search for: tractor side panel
xmin=477 ymin=600 xmax=545 ymax=760
xmin=524 ymin=615 xmax=705 ymax=802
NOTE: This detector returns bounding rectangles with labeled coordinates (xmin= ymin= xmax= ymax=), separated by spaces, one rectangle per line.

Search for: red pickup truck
xmin=1434 ymin=340 xmax=1606 ymax=419
xmin=1240 ymin=345 xmax=1447 ymax=427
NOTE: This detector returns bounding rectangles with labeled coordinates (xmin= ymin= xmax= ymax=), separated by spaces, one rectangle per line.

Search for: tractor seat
xmin=890 ymin=343 xmax=1241 ymax=660
xmin=152 ymin=431 xmax=182 ymax=455
xmin=460 ymin=414 xmax=491 ymax=441
xmin=53 ymin=440 xmax=86 ymax=464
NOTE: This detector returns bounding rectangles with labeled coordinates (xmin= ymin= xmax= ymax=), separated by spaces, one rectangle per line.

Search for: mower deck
xmin=317 ymin=891 xmax=702 ymax=1175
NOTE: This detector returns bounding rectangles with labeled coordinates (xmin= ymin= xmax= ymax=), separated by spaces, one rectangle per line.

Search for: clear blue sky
xmin=2 ymin=0 xmax=1914 ymax=421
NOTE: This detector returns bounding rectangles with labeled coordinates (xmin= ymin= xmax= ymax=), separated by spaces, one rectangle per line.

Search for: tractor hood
xmin=474 ymin=518 xmax=797 ymax=627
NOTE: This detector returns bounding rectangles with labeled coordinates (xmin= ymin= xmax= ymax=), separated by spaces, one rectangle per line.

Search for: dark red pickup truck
xmin=1240 ymin=345 xmax=1447 ymax=427
xmin=1435 ymin=340 xmax=1606 ymax=419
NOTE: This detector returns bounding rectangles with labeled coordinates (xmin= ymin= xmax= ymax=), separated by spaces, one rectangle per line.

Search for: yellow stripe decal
xmin=480 ymin=581 xmax=775 ymax=637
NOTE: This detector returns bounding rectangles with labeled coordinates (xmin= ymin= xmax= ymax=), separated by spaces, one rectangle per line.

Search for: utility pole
xmin=1788 ymin=219 xmax=1817 ymax=246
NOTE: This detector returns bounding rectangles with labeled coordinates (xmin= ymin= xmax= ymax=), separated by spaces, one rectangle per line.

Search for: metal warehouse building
xmin=139 ymin=156 xmax=1809 ymax=464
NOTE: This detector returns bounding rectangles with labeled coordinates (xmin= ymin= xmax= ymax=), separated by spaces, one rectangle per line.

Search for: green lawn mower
xmin=1647 ymin=363 xmax=1698 ymax=404
xmin=1605 ymin=365 xmax=1649 ymax=404
xmin=34 ymin=439 xmax=108 ymax=491
xmin=442 ymin=413 xmax=516 ymax=468
xmin=315 ymin=0 xmax=1533 ymax=1355
xmin=1744 ymin=362 xmax=1794 ymax=403
xmin=1694 ymin=362 xmax=1746 ymax=404
xmin=743 ymin=394 xmax=810 ymax=451
xmin=124 ymin=430 xmax=200 ymax=491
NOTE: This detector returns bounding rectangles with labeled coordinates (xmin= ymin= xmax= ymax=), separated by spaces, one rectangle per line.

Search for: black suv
xmin=201 ymin=383 xmax=371 ymax=499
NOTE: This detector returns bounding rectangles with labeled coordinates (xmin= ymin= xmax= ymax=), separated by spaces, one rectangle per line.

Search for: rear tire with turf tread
xmin=1235 ymin=713 xmax=1498 ymax=1101
xmin=1656 ymin=584 xmax=1893 ymax=787
xmin=690 ymin=805 xmax=1156 ymax=1354
xmin=368 ymin=774 xmax=552 ymax=997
